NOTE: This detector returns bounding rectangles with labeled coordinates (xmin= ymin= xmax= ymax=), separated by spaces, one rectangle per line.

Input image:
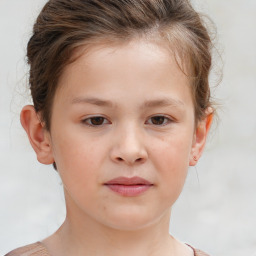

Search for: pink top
xmin=5 ymin=242 xmax=210 ymax=256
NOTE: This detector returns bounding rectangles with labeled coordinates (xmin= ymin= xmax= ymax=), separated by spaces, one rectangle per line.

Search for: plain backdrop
xmin=0 ymin=1 xmax=256 ymax=255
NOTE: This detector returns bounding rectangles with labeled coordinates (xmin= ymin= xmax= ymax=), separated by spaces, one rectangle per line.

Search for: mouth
xmin=104 ymin=176 xmax=153 ymax=197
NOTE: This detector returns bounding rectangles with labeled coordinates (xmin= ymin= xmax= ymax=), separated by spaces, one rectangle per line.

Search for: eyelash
xmin=81 ymin=115 xmax=173 ymax=127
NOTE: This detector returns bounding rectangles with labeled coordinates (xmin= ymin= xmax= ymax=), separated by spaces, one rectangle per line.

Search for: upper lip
xmin=104 ymin=176 xmax=152 ymax=185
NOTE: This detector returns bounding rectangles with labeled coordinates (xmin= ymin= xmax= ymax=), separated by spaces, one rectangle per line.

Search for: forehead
xmin=55 ymin=39 xmax=193 ymax=108
xmin=66 ymin=39 xmax=175 ymax=75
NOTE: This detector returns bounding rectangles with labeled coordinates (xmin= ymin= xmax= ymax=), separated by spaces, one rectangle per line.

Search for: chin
xmin=100 ymin=207 xmax=167 ymax=231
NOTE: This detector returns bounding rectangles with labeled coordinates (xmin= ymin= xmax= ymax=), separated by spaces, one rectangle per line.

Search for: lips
xmin=104 ymin=176 xmax=153 ymax=197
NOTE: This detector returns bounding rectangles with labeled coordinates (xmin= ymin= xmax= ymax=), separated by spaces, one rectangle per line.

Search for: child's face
xmin=45 ymin=40 xmax=203 ymax=230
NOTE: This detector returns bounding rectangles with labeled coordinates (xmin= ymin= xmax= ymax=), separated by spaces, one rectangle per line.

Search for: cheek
xmin=50 ymin=131 xmax=105 ymax=190
xmin=152 ymin=132 xmax=193 ymax=170
xmin=157 ymin=146 xmax=189 ymax=182
xmin=150 ymin=134 xmax=193 ymax=196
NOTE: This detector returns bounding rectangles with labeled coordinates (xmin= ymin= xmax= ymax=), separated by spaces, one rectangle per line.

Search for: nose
xmin=110 ymin=125 xmax=148 ymax=165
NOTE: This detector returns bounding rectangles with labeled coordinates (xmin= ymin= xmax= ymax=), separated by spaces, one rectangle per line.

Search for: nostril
xmin=117 ymin=157 xmax=123 ymax=161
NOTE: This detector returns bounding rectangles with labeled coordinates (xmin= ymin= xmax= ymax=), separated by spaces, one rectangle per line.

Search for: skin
xmin=21 ymin=39 xmax=212 ymax=256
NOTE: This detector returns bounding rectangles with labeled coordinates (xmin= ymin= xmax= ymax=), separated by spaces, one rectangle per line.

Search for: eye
xmin=82 ymin=116 xmax=110 ymax=126
xmin=146 ymin=115 xmax=172 ymax=126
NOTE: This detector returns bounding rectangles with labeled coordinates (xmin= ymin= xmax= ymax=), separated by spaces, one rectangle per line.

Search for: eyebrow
xmin=71 ymin=96 xmax=185 ymax=109
xmin=71 ymin=97 xmax=114 ymax=107
xmin=143 ymin=98 xmax=185 ymax=109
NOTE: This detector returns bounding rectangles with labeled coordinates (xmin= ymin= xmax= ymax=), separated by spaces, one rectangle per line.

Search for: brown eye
xmin=90 ymin=117 xmax=105 ymax=125
xmin=147 ymin=116 xmax=171 ymax=126
xmin=151 ymin=116 xmax=165 ymax=125
xmin=83 ymin=116 xmax=109 ymax=126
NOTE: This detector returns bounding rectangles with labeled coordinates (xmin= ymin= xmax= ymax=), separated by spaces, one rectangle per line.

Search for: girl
xmin=6 ymin=0 xmax=215 ymax=255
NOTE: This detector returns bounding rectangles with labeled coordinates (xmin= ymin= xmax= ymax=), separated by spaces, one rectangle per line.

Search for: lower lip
xmin=105 ymin=184 xmax=152 ymax=196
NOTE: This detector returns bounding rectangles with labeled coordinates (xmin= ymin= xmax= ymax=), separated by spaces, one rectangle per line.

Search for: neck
xmin=59 ymin=213 xmax=173 ymax=256
xmin=43 ymin=194 xmax=192 ymax=256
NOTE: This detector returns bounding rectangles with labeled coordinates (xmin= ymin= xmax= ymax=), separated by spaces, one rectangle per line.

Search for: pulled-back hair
xmin=27 ymin=0 xmax=213 ymax=130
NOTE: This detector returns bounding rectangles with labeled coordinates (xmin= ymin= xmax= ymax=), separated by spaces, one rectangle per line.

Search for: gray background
xmin=0 ymin=1 xmax=256 ymax=255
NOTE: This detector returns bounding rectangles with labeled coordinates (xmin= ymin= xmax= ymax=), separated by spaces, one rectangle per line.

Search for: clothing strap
xmin=187 ymin=243 xmax=210 ymax=256
xmin=5 ymin=242 xmax=50 ymax=256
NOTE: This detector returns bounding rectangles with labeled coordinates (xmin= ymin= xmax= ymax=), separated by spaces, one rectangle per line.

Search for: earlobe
xmin=20 ymin=105 xmax=54 ymax=165
xmin=189 ymin=109 xmax=213 ymax=166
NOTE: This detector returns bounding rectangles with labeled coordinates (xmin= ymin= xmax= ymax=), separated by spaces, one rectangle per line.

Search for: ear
xmin=20 ymin=105 xmax=54 ymax=165
xmin=189 ymin=109 xmax=213 ymax=166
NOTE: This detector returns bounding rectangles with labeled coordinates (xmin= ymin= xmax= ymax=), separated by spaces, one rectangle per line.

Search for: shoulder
xmin=4 ymin=242 xmax=50 ymax=256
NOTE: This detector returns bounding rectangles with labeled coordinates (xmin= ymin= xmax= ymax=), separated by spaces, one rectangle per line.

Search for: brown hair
xmin=27 ymin=0 xmax=213 ymax=130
